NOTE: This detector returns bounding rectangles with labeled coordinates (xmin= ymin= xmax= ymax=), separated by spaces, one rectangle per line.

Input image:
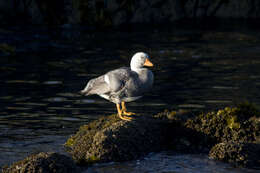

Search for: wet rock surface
xmin=64 ymin=103 xmax=260 ymax=169
xmin=153 ymin=103 xmax=260 ymax=168
xmin=2 ymin=152 xmax=80 ymax=173
xmin=183 ymin=103 xmax=260 ymax=168
xmin=65 ymin=114 xmax=170 ymax=165
xmin=185 ymin=103 xmax=260 ymax=144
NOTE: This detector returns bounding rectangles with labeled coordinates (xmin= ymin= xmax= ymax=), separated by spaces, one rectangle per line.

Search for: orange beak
xmin=144 ymin=58 xmax=154 ymax=67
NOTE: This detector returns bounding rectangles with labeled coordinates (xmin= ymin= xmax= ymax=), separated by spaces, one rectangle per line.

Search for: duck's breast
xmin=124 ymin=69 xmax=153 ymax=97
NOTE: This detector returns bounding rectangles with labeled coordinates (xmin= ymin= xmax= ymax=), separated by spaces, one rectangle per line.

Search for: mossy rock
xmin=64 ymin=103 xmax=260 ymax=167
xmin=209 ymin=142 xmax=260 ymax=169
xmin=185 ymin=103 xmax=260 ymax=144
xmin=2 ymin=152 xmax=80 ymax=173
xmin=65 ymin=114 xmax=170 ymax=165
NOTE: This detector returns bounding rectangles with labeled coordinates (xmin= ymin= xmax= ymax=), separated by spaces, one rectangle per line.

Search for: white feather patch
xmin=104 ymin=75 xmax=110 ymax=85
xmin=99 ymin=94 xmax=110 ymax=100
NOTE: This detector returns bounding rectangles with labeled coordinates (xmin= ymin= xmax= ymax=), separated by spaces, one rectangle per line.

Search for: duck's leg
xmin=121 ymin=102 xmax=136 ymax=116
xmin=116 ymin=103 xmax=132 ymax=121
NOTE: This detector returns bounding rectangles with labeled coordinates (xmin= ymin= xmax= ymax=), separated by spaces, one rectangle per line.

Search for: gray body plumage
xmin=81 ymin=66 xmax=153 ymax=104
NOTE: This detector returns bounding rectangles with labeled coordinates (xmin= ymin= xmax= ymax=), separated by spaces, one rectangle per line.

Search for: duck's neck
xmin=131 ymin=67 xmax=151 ymax=83
xmin=131 ymin=66 xmax=144 ymax=74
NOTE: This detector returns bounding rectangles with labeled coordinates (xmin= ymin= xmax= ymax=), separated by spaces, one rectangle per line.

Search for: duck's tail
xmin=79 ymin=89 xmax=90 ymax=96
xmin=79 ymin=82 xmax=92 ymax=96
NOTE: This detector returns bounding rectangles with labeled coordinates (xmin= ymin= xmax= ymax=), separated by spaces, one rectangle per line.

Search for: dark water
xmin=1 ymin=26 xmax=260 ymax=172
xmin=86 ymin=152 xmax=257 ymax=173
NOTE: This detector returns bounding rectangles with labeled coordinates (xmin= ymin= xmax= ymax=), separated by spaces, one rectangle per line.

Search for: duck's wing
xmin=105 ymin=67 xmax=133 ymax=92
xmin=107 ymin=67 xmax=145 ymax=102
xmin=80 ymin=75 xmax=110 ymax=96
xmin=80 ymin=67 xmax=132 ymax=96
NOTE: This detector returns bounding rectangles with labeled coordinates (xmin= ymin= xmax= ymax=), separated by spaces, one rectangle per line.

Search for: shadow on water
xmin=1 ymin=26 xmax=260 ymax=171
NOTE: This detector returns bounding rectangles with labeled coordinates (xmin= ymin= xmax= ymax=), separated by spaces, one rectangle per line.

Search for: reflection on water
xmin=86 ymin=152 xmax=259 ymax=173
xmin=1 ymin=27 xmax=260 ymax=171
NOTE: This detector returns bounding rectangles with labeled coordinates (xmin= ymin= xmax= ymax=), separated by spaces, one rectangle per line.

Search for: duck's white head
xmin=130 ymin=52 xmax=153 ymax=71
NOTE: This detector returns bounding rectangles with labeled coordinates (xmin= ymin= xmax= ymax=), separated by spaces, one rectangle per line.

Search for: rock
xmin=65 ymin=109 xmax=216 ymax=167
xmin=209 ymin=142 xmax=260 ymax=168
xmin=182 ymin=102 xmax=260 ymax=168
xmin=185 ymin=103 xmax=260 ymax=144
xmin=6 ymin=103 xmax=256 ymax=169
xmin=214 ymin=0 xmax=260 ymax=18
xmin=155 ymin=109 xmax=214 ymax=153
xmin=65 ymin=114 xmax=170 ymax=165
xmin=2 ymin=152 xmax=80 ymax=173
xmin=155 ymin=103 xmax=260 ymax=154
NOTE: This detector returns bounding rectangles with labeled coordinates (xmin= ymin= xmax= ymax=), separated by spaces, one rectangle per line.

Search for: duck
xmin=80 ymin=52 xmax=154 ymax=121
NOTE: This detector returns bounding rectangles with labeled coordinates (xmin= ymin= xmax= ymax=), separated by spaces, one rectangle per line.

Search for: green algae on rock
xmin=64 ymin=103 xmax=260 ymax=168
xmin=181 ymin=102 xmax=260 ymax=168
xmin=185 ymin=103 xmax=260 ymax=144
xmin=157 ymin=104 xmax=260 ymax=167
xmin=65 ymin=114 xmax=170 ymax=165
xmin=209 ymin=142 xmax=260 ymax=169
xmin=2 ymin=152 xmax=80 ymax=173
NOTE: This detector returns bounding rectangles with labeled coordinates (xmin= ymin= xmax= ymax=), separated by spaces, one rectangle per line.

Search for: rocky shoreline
xmin=1 ymin=0 xmax=260 ymax=26
xmin=2 ymin=103 xmax=260 ymax=172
